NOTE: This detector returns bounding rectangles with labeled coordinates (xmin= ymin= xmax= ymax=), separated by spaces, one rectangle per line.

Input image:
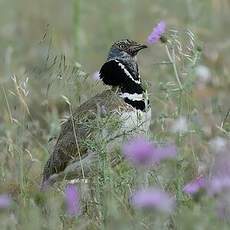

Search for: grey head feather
xmin=107 ymin=47 xmax=131 ymax=61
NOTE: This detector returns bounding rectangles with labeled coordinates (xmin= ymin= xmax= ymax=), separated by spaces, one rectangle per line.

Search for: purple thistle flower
xmin=209 ymin=177 xmax=230 ymax=195
xmin=131 ymin=187 xmax=175 ymax=213
xmin=122 ymin=136 xmax=177 ymax=167
xmin=183 ymin=175 xmax=206 ymax=195
xmin=147 ymin=21 xmax=166 ymax=44
xmin=154 ymin=144 xmax=177 ymax=162
xmin=92 ymin=71 xmax=100 ymax=81
xmin=0 ymin=194 xmax=11 ymax=209
xmin=65 ymin=184 xmax=80 ymax=216
xmin=122 ymin=137 xmax=156 ymax=167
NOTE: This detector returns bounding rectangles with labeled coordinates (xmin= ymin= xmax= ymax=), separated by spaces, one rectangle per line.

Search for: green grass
xmin=0 ymin=0 xmax=230 ymax=229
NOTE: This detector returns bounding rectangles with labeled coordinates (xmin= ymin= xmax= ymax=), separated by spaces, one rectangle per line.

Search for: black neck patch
xmin=121 ymin=82 xmax=144 ymax=94
xmin=99 ymin=59 xmax=140 ymax=87
xmin=99 ymin=59 xmax=149 ymax=111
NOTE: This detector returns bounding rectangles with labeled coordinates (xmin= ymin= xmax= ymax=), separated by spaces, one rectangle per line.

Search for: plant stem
xmin=165 ymin=45 xmax=183 ymax=90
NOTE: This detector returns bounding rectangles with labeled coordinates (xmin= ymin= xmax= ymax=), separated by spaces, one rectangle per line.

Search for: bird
xmin=42 ymin=39 xmax=151 ymax=186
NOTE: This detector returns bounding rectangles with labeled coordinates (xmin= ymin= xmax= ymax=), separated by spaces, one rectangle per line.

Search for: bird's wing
xmin=42 ymin=89 xmax=129 ymax=182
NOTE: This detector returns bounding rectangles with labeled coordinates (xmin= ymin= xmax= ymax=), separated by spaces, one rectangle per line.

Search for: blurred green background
xmin=1 ymin=0 xmax=230 ymax=74
xmin=0 ymin=0 xmax=230 ymax=229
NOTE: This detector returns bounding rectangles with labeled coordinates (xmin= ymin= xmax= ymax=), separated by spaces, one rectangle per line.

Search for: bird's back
xmin=42 ymin=89 xmax=148 ymax=182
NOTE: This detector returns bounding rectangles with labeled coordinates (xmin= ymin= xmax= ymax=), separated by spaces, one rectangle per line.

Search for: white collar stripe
xmin=120 ymin=92 xmax=144 ymax=101
xmin=115 ymin=60 xmax=141 ymax=85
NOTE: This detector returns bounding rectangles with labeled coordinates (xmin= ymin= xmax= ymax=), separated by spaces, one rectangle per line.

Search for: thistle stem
xmin=165 ymin=45 xmax=183 ymax=90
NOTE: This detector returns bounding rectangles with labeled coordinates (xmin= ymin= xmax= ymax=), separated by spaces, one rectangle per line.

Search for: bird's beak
xmin=132 ymin=44 xmax=148 ymax=53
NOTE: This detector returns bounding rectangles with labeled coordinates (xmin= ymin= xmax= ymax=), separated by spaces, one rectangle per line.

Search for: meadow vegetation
xmin=0 ymin=0 xmax=229 ymax=229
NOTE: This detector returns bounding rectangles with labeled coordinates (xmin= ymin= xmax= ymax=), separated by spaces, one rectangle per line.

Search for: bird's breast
xmin=103 ymin=108 xmax=151 ymax=154
xmin=119 ymin=108 xmax=151 ymax=135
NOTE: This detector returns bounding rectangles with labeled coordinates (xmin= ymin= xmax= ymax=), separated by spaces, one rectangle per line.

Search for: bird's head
xmin=108 ymin=39 xmax=147 ymax=59
xmin=99 ymin=39 xmax=147 ymax=88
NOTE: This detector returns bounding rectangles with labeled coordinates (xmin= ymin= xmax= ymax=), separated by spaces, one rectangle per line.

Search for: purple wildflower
xmin=154 ymin=144 xmax=177 ymax=162
xmin=122 ymin=137 xmax=156 ymax=167
xmin=122 ymin=136 xmax=177 ymax=167
xmin=92 ymin=71 xmax=100 ymax=81
xmin=209 ymin=177 xmax=230 ymax=195
xmin=0 ymin=194 xmax=11 ymax=209
xmin=183 ymin=175 xmax=206 ymax=195
xmin=65 ymin=184 xmax=80 ymax=216
xmin=147 ymin=21 xmax=166 ymax=44
xmin=131 ymin=187 xmax=175 ymax=213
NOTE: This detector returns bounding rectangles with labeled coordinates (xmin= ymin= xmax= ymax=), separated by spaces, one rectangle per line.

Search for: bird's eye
xmin=119 ymin=44 xmax=126 ymax=49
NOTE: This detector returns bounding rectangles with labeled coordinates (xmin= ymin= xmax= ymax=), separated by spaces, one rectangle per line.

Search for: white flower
xmin=209 ymin=137 xmax=227 ymax=154
xmin=91 ymin=71 xmax=100 ymax=81
xmin=171 ymin=116 xmax=188 ymax=133
xmin=195 ymin=65 xmax=211 ymax=83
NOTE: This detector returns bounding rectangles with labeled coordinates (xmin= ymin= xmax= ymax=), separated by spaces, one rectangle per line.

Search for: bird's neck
xmin=107 ymin=49 xmax=129 ymax=60
xmin=105 ymin=51 xmax=149 ymax=111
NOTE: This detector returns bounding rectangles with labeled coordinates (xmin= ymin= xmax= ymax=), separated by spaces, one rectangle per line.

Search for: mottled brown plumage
xmin=42 ymin=89 xmax=133 ymax=183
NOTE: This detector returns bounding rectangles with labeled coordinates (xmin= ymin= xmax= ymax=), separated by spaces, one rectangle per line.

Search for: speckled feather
xmin=42 ymin=89 xmax=135 ymax=182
